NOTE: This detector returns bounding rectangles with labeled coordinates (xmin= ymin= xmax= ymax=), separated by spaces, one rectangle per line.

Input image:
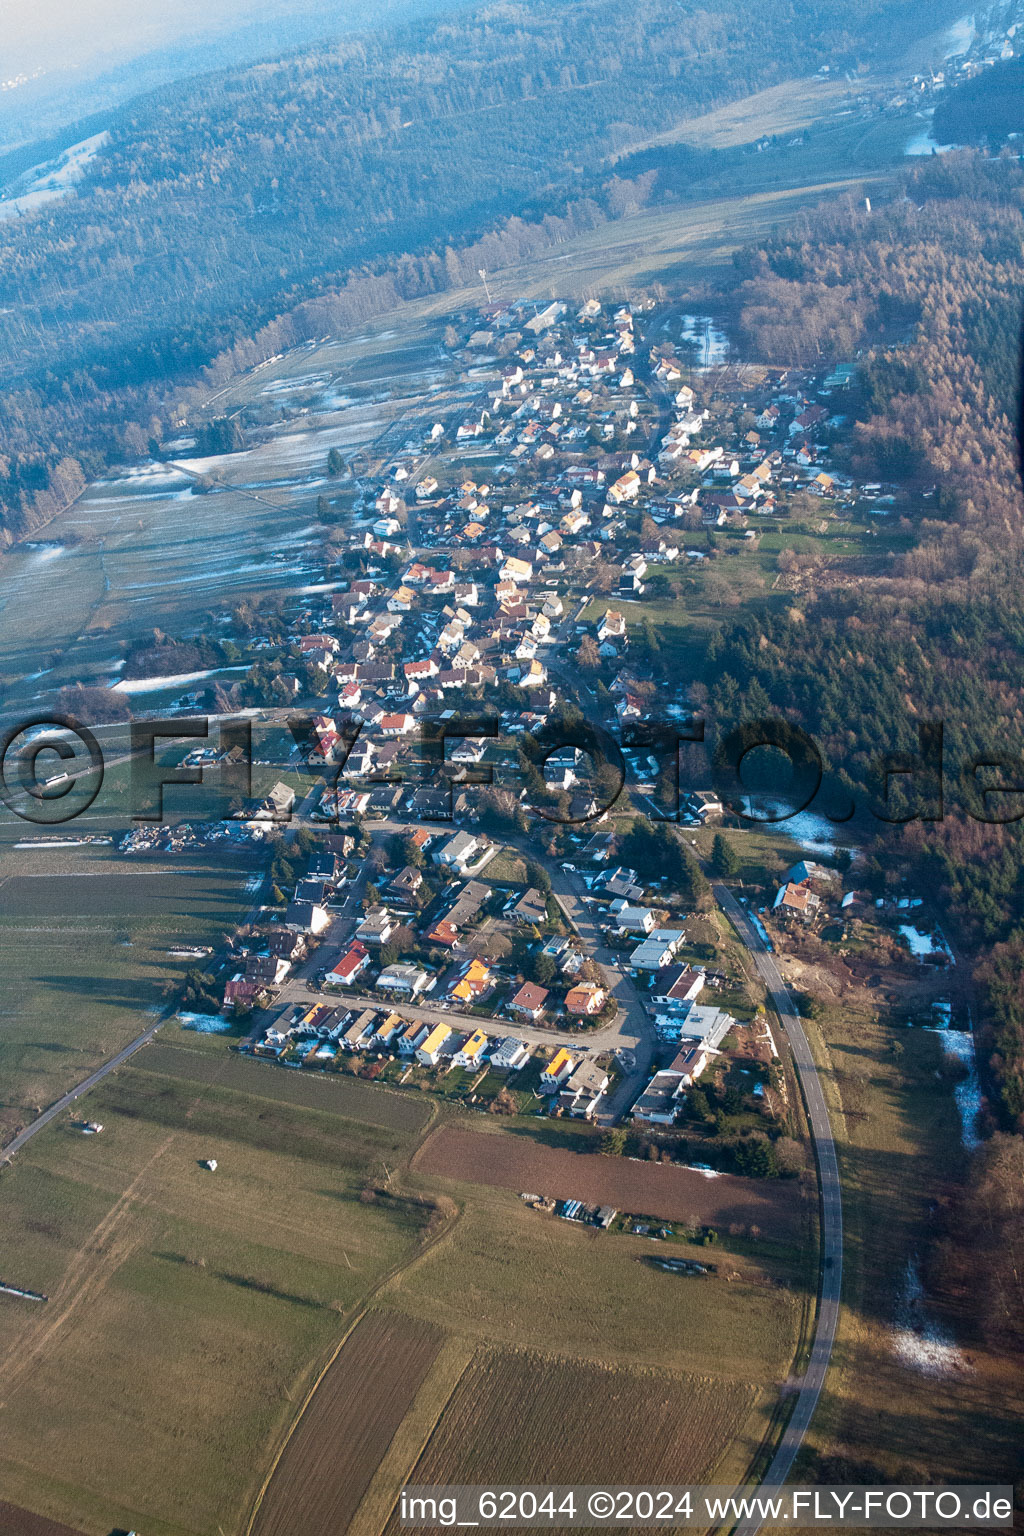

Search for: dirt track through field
xmin=413 ymin=1126 xmax=801 ymax=1236
xmin=0 ymin=1135 xmax=174 ymax=1405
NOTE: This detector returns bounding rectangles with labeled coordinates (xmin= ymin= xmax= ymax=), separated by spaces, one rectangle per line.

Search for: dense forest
xmin=932 ymin=54 xmax=1024 ymax=149
xmin=702 ymin=154 xmax=1024 ymax=1130
xmin=0 ymin=0 xmax=944 ymax=542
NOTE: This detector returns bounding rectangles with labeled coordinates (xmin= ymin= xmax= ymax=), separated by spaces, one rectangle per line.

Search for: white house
xmin=489 ymin=1036 xmax=532 ymax=1071
xmin=415 ymin=1023 xmax=452 ymax=1066
xmin=629 ymin=929 xmax=686 ymax=971
xmin=377 ymin=963 xmax=431 ymax=997
xmin=453 ymin=1029 xmax=490 ymax=1069
xmin=540 ymin=1047 xmax=577 ymax=1091
xmin=614 ymin=904 xmax=656 ymax=935
xmin=434 ymin=831 xmax=481 ymax=872
xmin=356 ymin=907 xmax=396 ymax=946
xmin=397 ymin=1020 xmax=431 ymax=1054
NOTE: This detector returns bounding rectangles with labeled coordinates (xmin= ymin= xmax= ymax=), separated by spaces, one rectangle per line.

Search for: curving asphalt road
xmin=713 ymin=884 xmax=843 ymax=1535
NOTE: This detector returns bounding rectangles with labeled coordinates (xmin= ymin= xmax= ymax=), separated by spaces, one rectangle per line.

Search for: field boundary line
xmin=352 ymin=1339 xmax=479 ymax=1536
xmin=244 ymin=1190 xmax=462 ymax=1536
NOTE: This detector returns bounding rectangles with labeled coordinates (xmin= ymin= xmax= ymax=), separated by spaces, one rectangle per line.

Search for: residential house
xmin=388 ymin=865 xmax=424 ymax=901
xmin=558 ymin=1061 xmax=609 ymax=1118
xmin=773 ymin=882 xmax=820 ymax=921
xmin=509 ymin=982 xmax=549 ymax=1019
xmin=245 ymin=953 xmax=291 ymax=987
xmin=284 ymin=900 xmax=331 ymax=936
xmin=630 ymin=929 xmax=685 ymax=971
xmin=250 ymin=781 xmax=296 ymax=820
xmin=380 ymin=712 xmax=416 ymax=737
xmin=512 ymin=887 xmax=549 ymax=926
xmin=415 ymin=1022 xmax=453 ymax=1066
xmin=434 ymin=831 xmax=481 ymax=872
xmin=668 ymin=1042 xmax=710 ymax=1085
xmin=371 ymin=1011 xmax=405 ymax=1049
xmin=613 ymin=903 xmax=656 ymax=935
xmin=398 ymin=1020 xmax=431 ymax=1054
xmin=377 ymin=963 xmax=431 ymax=997
xmin=682 ymin=790 xmax=724 ymax=823
xmin=223 ymin=975 xmax=260 ymax=1009
xmin=450 ymin=959 xmax=492 ymax=1004
xmin=356 ymin=907 xmax=396 ymax=946
xmin=324 ymin=942 xmax=371 ymax=987
xmin=269 ymin=929 xmax=306 ymax=963
xmin=597 ymin=610 xmax=626 ymax=644
xmin=662 ymin=1002 xmax=734 ymax=1049
xmin=652 ymin=965 xmax=705 ymax=1012
xmin=540 ymin=1047 xmax=577 ymax=1091
xmin=342 ymin=1009 xmax=378 ymax=1050
xmin=453 ymin=1028 xmax=490 ymax=1069
xmin=565 ymin=982 xmax=606 ymax=1016
xmin=489 ymin=1035 xmax=532 ymax=1071
xmin=632 ymin=1069 xmax=682 ymax=1125
xmin=500 ymin=555 xmax=533 ymax=584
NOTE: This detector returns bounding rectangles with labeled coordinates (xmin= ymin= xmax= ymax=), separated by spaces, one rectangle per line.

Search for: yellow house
xmin=451 ymin=959 xmax=491 ymax=1003
xmin=415 ymin=1023 xmax=452 ymax=1066
xmin=453 ymin=1029 xmax=490 ymax=1068
xmin=541 ymin=1047 xmax=577 ymax=1090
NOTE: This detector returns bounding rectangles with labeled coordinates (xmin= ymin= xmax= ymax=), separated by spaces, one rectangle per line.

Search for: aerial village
xmin=114 ymin=295 xmax=958 ymax=1153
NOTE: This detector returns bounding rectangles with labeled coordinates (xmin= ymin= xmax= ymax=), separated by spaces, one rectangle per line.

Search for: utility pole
xmin=478 ymin=268 xmax=491 ymax=303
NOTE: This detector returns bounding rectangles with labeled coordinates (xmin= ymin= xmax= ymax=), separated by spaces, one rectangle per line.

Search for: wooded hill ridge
xmin=705 ymin=154 xmax=1024 ymax=1130
xmin=0 ymin=0 xmax=946 ymax=542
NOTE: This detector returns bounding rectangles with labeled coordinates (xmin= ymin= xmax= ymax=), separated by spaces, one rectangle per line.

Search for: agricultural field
xmin=0 ymin=847 xmax=254 ymax=1148
xmin=385 ymin=1350 xmax=757 ymax=1522
xmin=0 ymin=1506 xmax=83 ymax=1536
xmin=0 ymin=940 xmax=810 ymax=1536
xmin=413 ymin=1124 xmax=802 ymax=1237
xmin=251 ymin=1310 xmax=445 ymax=1536
xmin=388 ymin=1173 xmax=804 ymax=1385
xmin=0 ymin=1048 xmax=439 ymax=1536
xmin=0 ymin=317 xmax=460 ymax=714
xmin=137 ymin=1036 xmax=432 ymax=1137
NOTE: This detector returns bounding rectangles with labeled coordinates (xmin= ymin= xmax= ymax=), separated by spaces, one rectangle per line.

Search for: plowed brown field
xmin=251 ymin=1310 xmax=443 ymax=1536
xmin=385 ymin=1350 xmax=756 ymax=1533
xmin=0 ymin=1505 xmax=83 ymax=1536
xmin=414 ymin=1126 xmax=799 ymax=1236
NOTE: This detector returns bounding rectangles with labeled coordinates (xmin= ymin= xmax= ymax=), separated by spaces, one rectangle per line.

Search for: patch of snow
xmin=900 ymin=925 xmax=954 ymax=963
xmin=943 ymin=11 xmax=977 ymax=57
xmin=113 ymin=665 xmax=249 ymax=694
xmin=927 ymin=1025 xmax=983 ymax=1151
xmin=891 ymin=1258 xmax=971 ymax=1376
xmin=22 ymin=541 xmax=65 ymax=563
xmin=678 ymin=314 xmax=730 ymax=368
xmin=0 ymin=132 xmax=109 ymax=221
xmin=177 ymin=1012 xmax=233 ymax=1033
xmin=14 ymin=838 xmax=92 ymax=849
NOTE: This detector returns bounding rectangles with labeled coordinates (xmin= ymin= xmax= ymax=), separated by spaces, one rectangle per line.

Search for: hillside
xmin=0 ymin=0 xmax=948 ymax=543
xmin=932 ymin=53 xmax=1024 ymax=147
